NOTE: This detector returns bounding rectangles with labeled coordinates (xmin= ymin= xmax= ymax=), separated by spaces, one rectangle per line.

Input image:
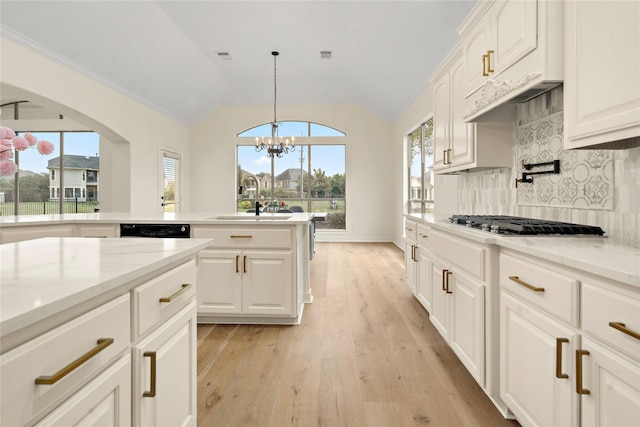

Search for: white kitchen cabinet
xmin=459 ymin=0 xmax=563 ymax=122
xmin=501 ymin=291 xmax=579 ymax=427
xmin=564 ymin=0 xmax=640 ymax=149
xmin=404 ymin=219 xmax=418 ymax=295
xmin=193 ymin=226 xmax=297 ymax=322
xmin=416 ymin=224 xmax=432 ymax=311
xmin=429 ymin=257 xmax=452 ymax=342
xmin=35 ymin=354 xmax=131 ymax=427
xmin=431 ymin=47 xmax=513 ymax=173
xmin=75 ymin=224 xmax=118 ymax=238
xmin=133 ymin=301 xmax=197 ymax=427
xmin=0 ymin=224 xmax=74 ymax=243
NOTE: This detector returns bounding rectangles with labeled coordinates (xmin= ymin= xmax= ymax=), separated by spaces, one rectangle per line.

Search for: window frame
xmin=407 ymin=117 xmax=434 ymax=215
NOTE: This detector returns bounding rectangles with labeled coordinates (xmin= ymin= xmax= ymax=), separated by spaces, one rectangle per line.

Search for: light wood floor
xmin=196 ymin=242 xmax=520 ymax=427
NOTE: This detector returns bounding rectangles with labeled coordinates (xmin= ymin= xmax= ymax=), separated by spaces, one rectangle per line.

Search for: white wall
xmin=0 ymin=37 xmax=190 ymax=213
xmin=190 ymin=104 xmax=394 ymax=242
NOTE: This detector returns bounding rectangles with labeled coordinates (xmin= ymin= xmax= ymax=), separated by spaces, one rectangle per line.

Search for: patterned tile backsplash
xmin=457 ymin=87 xmax=640 ymax=242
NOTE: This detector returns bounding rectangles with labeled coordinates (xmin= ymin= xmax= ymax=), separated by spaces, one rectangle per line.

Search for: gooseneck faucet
xmin=255 ymin=201 xmax=261 ymax=216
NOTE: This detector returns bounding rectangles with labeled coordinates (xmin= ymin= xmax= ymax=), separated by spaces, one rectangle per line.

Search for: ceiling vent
xmin=320 ymin=51 xmax=332 ymax=59
xmin=216 ymin=51 xmax=232 ymax=60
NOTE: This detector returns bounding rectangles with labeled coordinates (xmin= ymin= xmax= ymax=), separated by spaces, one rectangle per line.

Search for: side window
xmin=407 ymin=118 xmax=434 ymax=214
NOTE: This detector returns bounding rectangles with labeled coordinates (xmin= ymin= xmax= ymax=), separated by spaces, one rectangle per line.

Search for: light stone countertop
xmin=0 ymin=237 xmax=212 ymax=341
xmin=406 ymin=213 xmax=640 ymax=288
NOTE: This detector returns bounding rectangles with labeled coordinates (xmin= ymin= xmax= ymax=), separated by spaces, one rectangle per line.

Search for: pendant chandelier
xmin=255 ymin=51 xmax=295 ymax=158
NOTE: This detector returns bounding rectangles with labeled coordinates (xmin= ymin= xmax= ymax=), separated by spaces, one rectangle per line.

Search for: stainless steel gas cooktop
xmin=449 ymin=215 xmax=606 ymax=236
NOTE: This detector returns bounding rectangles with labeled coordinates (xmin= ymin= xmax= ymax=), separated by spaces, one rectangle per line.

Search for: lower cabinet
xmin=35 ymin=355 xmax=132 ymax=427
xmin=133 ymin=301 xmax=197 ymax=427
xmin=197 ymin=249 xmax=294 ymax=317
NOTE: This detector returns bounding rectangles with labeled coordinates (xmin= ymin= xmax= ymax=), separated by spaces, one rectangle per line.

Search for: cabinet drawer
xmin=427 ymin=230 xmax=485 ymax=281
xmin=133 ymin=259 xmax=196 ymax=339
xmin=417 ymin=224 xmax=431 ymax=247
xmin=405 ymin=220 xmax=418 ymax=242
xmin=582 ymin=282 xmax=640 ymax=361
xmin=500 ymin=253 xmax=579 ymax=326
xmin=192 ymin=227 xmax=292 ymax=249
xmin=0 ymin=294 xmax=130 ymax=427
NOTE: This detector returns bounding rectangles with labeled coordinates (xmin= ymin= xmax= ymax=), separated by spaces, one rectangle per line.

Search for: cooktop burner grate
xmin=449 ymin=215 xmax=605 ymax=236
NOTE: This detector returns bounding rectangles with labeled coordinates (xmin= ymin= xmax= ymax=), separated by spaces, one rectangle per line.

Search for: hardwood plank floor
xmin=197 ymin=242 xmax=520 ymax=427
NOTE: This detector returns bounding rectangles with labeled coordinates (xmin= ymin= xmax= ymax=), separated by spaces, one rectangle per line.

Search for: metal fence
xmin=0 ymin=199 xmax=100 ymax=216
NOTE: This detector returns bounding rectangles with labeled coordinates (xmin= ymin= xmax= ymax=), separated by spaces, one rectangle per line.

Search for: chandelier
xmin=255 ymin=51 xmax=295 ymax=158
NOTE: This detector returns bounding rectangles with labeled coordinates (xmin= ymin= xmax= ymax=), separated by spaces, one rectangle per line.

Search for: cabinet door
xmin=449 ymin=57 xmax=475 ymax=167
xmin=404 ymin=241 xmax=417 ymax=295
xmin=449 ymin=271 xmax=484 ymax=386
xmin=242 ymin=250 xmax=294 ymax=316
xmin=134 ymin=302 xmax=197 ymax=427
xmin=416 ymin=249 xmax=432 ymax=312
xmin=463 ymin=12 xmax=492 ymax=95
xmin=197 ymin=250 xmax=242 ymax=314
xmin=491 ymin=0 xmax=537 ymax=74
xmin=580 ymin=338 xmax=640 ymax=427
xmin=564 ymin=0 xmax=640 ymax=148
xmin=430 ymin=259 xmax=451 ymax=342
xmin=501 ymin=292 xmax=579 ymax=427
xmin=433 ymin=74 xmax=450 ymax=171
xmin=35 ymin=355 xmax=131 ymax=427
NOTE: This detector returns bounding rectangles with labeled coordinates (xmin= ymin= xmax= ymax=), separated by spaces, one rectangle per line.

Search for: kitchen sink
xmin=211 ymin=215 xmax=292 ymax=220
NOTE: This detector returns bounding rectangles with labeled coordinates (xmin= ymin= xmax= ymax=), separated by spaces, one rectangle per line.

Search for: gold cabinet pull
xmin=35 ymin=338 xmax=114 ymax=385
xmin=445 ymin=270 xmax=453 ymax=294
xmin=243 ymin=255 xmax=247 ymax=273
xmin=236 ymin=255 xmax=239 ymax=273
xmin=486 ymin=50 xmax=494 ymax=73
xmin=576 ymin=349 xmax=590 ymax=395
xmin=143 ymin=351 xmax=157 ymax=397
xmin=159 ymin=284 xmax=191 ymax=303
xmin=447 ymin=148 xmax=452 ymax=164
xmin=556 ymin=338 xmax=569 ymax=379
xmin=508 ymin=276 xmax=545 ymax=293
xmin=609 ymin=322 xmax=640 ymax=340
xmin=482 ymin=54 xmax=488 ymax=76
xmin=230 ymin=235 xmax=253 ymax=239
xmin=442 ymin=269 xmax=448 ymax=291
xmin=443 ymin=149 xmax=448 ymax=165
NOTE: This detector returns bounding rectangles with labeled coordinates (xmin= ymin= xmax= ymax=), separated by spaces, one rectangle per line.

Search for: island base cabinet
xmin=35 ymin=354 xmax=131 ymax=427
xmin=133 ymin=301 xmax=197 ymax=427
xmin=579 ymin=338 xmax=640 ymax=427
xmin=501 ymin=292 xmax=579 ymax=427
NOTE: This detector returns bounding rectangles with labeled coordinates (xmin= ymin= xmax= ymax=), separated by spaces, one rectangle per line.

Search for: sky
xmin=17 ymin=132 xmax=100 ymax=174
xmin=238 ymin=144 xmax=345 ymax=177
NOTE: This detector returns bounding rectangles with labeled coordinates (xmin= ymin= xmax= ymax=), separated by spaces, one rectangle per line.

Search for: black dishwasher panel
xmin=120 ymin=224 xmax=191 ymax=238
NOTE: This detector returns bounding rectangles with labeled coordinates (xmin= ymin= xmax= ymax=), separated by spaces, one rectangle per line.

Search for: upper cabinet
xmin=459 ymin=0 xmax=563 ymax=122
xmin=564 ymin=1 xmax=640 ymax=149
xmin=431 ymin=47 xmax=513 ymax=174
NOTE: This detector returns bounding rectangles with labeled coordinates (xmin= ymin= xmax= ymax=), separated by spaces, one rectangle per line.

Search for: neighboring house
xmin=239 ymin=168 xmax=307 ymax=199
xmin=275 ymin=168 xmax=307 ymax=191
xmin=47 ymin=155 xmax=99 ymax=201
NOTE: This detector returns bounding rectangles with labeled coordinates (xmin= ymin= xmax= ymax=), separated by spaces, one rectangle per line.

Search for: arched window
xmin=237 ymin=121 xmax=345 ymax=138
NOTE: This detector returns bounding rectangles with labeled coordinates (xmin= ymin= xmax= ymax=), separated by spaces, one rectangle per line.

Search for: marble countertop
xmin=0 ymin=237 xmax=212 ymax=341
xmin=0 ymin=212 xmax=318 ymax=227
xmin=406 ymin=213 xmax=640 ymax=287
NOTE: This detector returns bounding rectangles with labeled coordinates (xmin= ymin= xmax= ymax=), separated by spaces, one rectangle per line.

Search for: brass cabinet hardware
xmin=445 ymin=270 xmax=453 ymax=294
xmin=609 ymin=322 xmax=640 ymax=340
xmin=230 ymin=235 xmax=253 ymax=239
xmin=482 ymin=54 xmax=488 ymax=76
xmin=486 ymin=50 xmax=494 ymax=73
xmin=243 ymin=255 xmax=247 ymax=273
xmin=576 ymin=349 xmax=590 ymax=395
xmin=556 ymin=338 xmax=569 ymax=379
xmin=143 ymin=351 xmax=157 ymax=397
xmin=420 ymin=233 xmax=428 ymax=239
xmin=411 ymin=245 xmax=418 ymax=261
xmin=442 ymin=269 xmax=448 ymax=291
xmin=508 ymin=276 xmax=545 ymax=292
xmin=447 ymin=148 xmax=452 ymax=164
xmin=35 ymin=338 xmax=114 ymax=385
xmin=406 ymin=227 xmax=414 ymax=232
xmin=159 ymin=284 xmax=191 ymax=303
xmin=235 ymin=255 xmax=239 ymax=273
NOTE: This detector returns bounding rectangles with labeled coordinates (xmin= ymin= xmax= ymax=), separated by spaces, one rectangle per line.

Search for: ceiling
xmin=0 ymin=1 xmax=476 ymax=125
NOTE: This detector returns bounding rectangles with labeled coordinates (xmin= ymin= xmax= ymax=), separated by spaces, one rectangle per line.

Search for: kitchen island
xmin=0 ymin=236 xmax=212 ymax=426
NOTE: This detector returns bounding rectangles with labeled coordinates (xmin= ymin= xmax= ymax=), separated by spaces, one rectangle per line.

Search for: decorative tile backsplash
xmin=516 ymin=112 xmax=615 ymax=209
xmin=457 ymin=86 xmax=640 ymax=242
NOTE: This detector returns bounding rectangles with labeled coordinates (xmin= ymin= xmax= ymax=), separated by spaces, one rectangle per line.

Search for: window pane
xmin=309 ymin=145 xmax=346 ymax=230
xmin=278 ymin=121 xmax=308 ymax=137
xmin=310 ymin=123 xmax=345 ymax=136
xmin=162 ymin=151 xmax=181 ymax=213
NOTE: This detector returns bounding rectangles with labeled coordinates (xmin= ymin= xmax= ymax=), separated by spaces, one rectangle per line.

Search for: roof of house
xmin=47 ymin=155 xmax=99 ymax=170
xmin=276 ymin=168 xmax=307 ymax=182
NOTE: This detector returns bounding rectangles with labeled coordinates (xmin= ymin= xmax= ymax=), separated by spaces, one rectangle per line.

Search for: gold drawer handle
xmin=482 ymin=54 xmax=488 ymax=76
xmin=609 ymin=322 xmax=640 ymax=340
xmin=508 ymin=276 xmax=545 ymax=293
xmin=143 ymin=351 xmax=157 ymax=397
xmin=35 ymin=338 xmax=114 ymax=385
xmin=159 ymin=284 xmax=191 ymax=303
xmin=486 ymin=50 xmax=494 ymax=73
xmin=556 ymin=338 xmax=569 ymax=379
xmin=576 ymin=349 xmax=590 ymax=395
xmin=230 ymin=235 xmax=253 ymax=239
